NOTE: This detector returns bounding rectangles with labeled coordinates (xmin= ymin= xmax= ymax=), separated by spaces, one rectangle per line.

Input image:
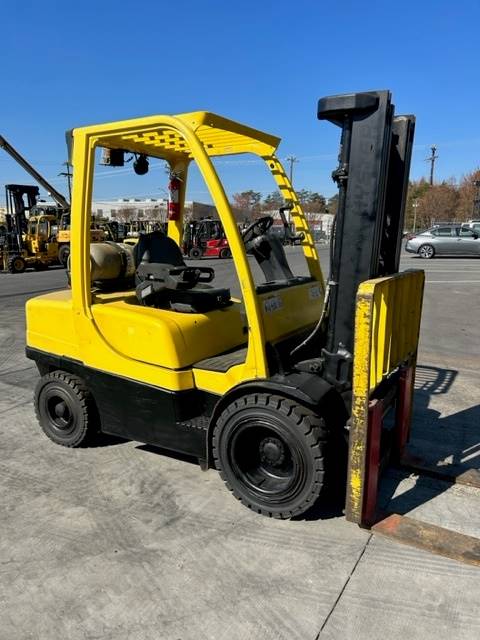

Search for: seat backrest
xmin=134 ymin=231 xmax=185 ymax=268
xmin=251 ymin=234 xmax=294 ymax=282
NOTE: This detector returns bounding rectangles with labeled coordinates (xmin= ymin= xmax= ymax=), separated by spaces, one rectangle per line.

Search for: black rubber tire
xmin=418 ymin=243 xmax=435 ymax=259
xmin=189 ymin=247 xmax=202 ymax=259
xmin=212 ymin=393 xmax=329 ymax=519
xmin=219 ymin=247 xmax=232 ymax=259
xmin=58 ymin=244 xmax=70 ymax=267
xmin=34 ymin=371 xmax=97 ymax=447
xmin=7 ymin=255 xmax=26 ymax=274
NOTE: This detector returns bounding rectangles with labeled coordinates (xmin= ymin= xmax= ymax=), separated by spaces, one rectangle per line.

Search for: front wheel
xmin=212 ymin=394 xmax=329 ymax=518
xmin=7 ymin=255 xmax=26 ymax=274
xmin=418 ymin=243 xmax=435 ymax=259
xmin=58 ymin=244 xmax=70 ymax=267
xmin=189 ymin=247 xmax=202 ymax=259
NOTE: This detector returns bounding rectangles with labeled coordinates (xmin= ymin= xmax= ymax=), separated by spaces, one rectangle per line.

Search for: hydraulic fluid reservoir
xmin=89 ymin=241 xmax=136 ymax=281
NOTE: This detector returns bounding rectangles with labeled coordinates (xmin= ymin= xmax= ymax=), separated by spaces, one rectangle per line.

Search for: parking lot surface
xmin=1 ymin=247 xmax=479 ymax=640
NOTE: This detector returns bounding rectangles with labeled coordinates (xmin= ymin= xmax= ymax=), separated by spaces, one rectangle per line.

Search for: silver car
xmin=405 ymin=224 xmax=480 ymax=258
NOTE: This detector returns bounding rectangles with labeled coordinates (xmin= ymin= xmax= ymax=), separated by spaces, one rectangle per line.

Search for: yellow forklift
xmin=26 ymin=92 xmax=425 ymax=522
xmin=1 ymin=184 xmax=60 ymax=272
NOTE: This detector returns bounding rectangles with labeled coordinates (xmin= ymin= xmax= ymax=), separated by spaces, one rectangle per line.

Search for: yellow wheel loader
xmin=26 ymin=92 xmax=424 ymax=521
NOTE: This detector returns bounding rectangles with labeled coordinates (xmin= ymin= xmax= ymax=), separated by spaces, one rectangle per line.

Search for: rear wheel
xmin=58 ymin=244 xmax=70 ymax=267
xmin=7 ymin=255 xmax=26 ymax=274
xmin=212 ymin=394 xmax=329 ymax=518
xmin=189 ymin=247 xmax=202 ymax=259
xmin=418 ymin=243 xmax=435 ymax=259
xmin=34 ymin=371 xmax=98 ymax=447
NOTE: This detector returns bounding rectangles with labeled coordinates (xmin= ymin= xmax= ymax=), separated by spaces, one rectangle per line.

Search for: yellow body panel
xmin=91 ymin=292 xmax=246 ymax=369
xmin=27 ymin=289 xmax=196 ymax=391
xmin=258 ymin=282 xmax=323 ymax=343
xmin=192 ymin=364 xmax=251 ymax=397
xmin=26 ymin=290 xmax=80 ymax=359
xmin=57 ymin=228 xmax=105 ymax=244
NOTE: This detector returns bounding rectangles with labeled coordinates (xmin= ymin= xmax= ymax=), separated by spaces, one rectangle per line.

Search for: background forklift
xmin=26 ymin=93 xmax=423 ymax=521
xmin=0 ymin=184 xmax=60 ymax=272
xmin=182 ymin=218 xmax=232 ymax=259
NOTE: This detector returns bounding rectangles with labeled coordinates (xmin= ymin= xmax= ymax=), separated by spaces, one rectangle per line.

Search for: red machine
xmin=182 ymin=218 xmax=232 ymax=259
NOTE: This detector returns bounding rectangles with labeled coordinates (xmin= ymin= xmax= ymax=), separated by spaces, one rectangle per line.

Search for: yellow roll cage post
xmin=69 ymin=112 xmax=322 ymax=386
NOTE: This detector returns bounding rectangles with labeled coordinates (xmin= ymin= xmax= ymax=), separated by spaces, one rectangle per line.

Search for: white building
xmin=264 ymin=209 xmax=335 ymax=239
xmin=92 ymin=198 xmax=217 ymax=221
xmin=307 ymin=213 xmax=335 ymax=238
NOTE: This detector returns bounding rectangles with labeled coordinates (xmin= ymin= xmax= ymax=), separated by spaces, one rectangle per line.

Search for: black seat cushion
xmin=137 ymin=280 xmax=231 ymax=313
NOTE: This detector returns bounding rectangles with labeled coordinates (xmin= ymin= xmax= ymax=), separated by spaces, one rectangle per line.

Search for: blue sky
xmin=1 ymin=0 xmax=479 ymax=205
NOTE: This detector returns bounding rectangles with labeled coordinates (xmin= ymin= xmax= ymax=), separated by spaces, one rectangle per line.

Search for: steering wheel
xmin=241 ymin=215 xmax=274 ymax=244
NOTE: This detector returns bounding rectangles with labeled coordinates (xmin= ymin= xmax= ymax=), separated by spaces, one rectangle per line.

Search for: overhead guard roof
xmin=75 ymin=111 xmax=281 ymax=160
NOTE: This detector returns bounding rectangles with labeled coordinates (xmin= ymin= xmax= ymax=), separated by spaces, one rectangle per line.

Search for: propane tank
xmin=89 ymin=241 xmax=136 ymax=282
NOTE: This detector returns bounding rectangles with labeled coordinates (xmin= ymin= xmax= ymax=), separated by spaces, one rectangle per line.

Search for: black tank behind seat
xmin=134 ymin=231 xmax=231 ymax=313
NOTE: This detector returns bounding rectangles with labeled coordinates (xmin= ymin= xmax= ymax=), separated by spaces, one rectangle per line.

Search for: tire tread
xmin=34 ymin=370 xmax=95 ymax=448
xmin=212 ymin=393 xmax=329 ymax=519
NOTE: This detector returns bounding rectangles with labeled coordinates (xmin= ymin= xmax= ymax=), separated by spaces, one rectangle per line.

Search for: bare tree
xmin=115 ymin=206 xmax=137 ymax=223
xmin=232 ymin=191 xmax=262 ymax=220
xmin=144 ymin=205 xmax=167 ymax=222
xmin=456 ymin=169 xmax=480 ymax=220
xmin=415 ymin=182 xmax=459 ymax=227
xmin=296 ymin=190 xmax=326 ymax=213
xmin=262 ymin=191 xmax=283 ymax=211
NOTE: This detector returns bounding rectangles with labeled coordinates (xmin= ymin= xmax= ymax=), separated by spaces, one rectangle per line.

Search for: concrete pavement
xmin=0 ymin=248 xmax=480 ymax=639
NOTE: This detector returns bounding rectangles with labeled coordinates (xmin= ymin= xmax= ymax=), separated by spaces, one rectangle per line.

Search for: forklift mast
xmin=317 ymin=91 xmax=415 ymax=390
xmin=4 ymin=184 xmax=40 ymax=251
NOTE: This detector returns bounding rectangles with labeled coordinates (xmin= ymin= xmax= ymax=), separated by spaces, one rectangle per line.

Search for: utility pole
xmin=426 ymin=145 xmax=438 ymax=186
xmin=286 ymin=155 xmax=298 ymax=185
xmin=58 ymin=162 xmax=73 ymax=202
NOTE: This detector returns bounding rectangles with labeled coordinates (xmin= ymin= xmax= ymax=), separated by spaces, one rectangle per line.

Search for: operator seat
xmin=134 ymin=231 xmax=231 ymax=313
xmin=134 ymin=230 xmax=185 ymax=271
